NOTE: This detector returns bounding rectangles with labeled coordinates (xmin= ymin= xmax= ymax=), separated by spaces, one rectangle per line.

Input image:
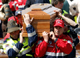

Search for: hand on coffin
xmin=23 ymin=14 xmax=33 ymax=26
xmin=49 ymin=31 xmax=56 ymax=41
xmin=54 ymin=10 xmax=62 ymax=18
xmin=42 ymin=31 xmax=49 ymax=43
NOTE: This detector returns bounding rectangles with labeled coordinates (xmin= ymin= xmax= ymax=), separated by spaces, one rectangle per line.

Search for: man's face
xmin=10 ymin=30 xmax=20 ymax=39
xmin=16 ymin=14 xmax=22 ymax=19
xmin=16 ymin=14 xmax=23 ymax=25
xmin=54 ymin=26 xmax=64 ymax=36
xmin=55 ymin=1 xmax=64 ymax=9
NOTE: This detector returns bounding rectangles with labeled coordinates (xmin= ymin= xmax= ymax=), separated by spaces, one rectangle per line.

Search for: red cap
xmin=53 ymin=19 xmax=64 ymax=28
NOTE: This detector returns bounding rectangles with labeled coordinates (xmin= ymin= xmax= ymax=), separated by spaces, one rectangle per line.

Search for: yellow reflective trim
xmin=67 ymin=30 xmax=70 ymax=33
xmin=13 ymin=40 xmax=18 ymax=44
xmin=22 ymin=37 xmax=28 ymax=47
xmin=4 ymin=48 xmax=6 ymax=50
xmin=20 ymin=37 xmax=31 ymax=53
xmin=63 ymin=39 xmax=67 ymax=41
xmin=6 ymin=38 xmax=10 ymax=41
xmin=20 ymin=46 xmax=31 ymax=53
xmin=16 ymin=57 xmax=18 ymax=58
xmin=62 ymin=10 xmax=68 ymax=15
xmin=74 ymin=16 xmax=77 ymax=23
xmin=49 ymin=0 xmax=51 ymax=4
xmin=31 ymin=44 xmax=34 ymax=47
xmin=26 ymin=54 xmax=33 ymax=57
xmin=3 ymin=48 xmax=6 ymax=54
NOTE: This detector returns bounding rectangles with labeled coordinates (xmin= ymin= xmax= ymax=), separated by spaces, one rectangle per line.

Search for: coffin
xmin=22 ymin=3 xmax=61 ymax=37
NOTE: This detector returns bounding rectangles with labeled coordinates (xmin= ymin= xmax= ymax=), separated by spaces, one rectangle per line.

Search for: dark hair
xmin=2 ymin=0 xmax=9 ymax=4
xmin=64 ymin=14 xmax=75 ymax=21
xmin=51 ymin=0 xmax=65 ymax=6
xmin=70 ymin=0 xmax=73 ymax=1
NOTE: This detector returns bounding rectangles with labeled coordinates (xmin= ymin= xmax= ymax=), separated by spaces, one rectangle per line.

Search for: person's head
xmin=15 ymin=10 xmax=23 ymax=26
xmin=7 ymin=20 xmax=20 ymax=39
xmin=53 ymin=19 xmax=64 ymax=36
xmin=15 ymin=10 xmax=22 ymax=19
xmin=51 ymin=0 xmax=64 ymax=9
xmin=2 ymin=0 xmax=9 ymax=4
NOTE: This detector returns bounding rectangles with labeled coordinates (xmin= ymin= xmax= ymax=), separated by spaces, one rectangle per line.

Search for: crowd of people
xmin=0 ymin=0 xmax=79 ymax=58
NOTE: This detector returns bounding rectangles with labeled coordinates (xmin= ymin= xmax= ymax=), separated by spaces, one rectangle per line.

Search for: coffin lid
xmin=22 ymin=3 xmax=61 ymax=19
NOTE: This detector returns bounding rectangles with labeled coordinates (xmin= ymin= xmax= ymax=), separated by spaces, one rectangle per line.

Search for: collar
xmin=55 ymin=34 xmax=64 ymax=38
xmin=10 ymin=35 xmax=19 ymax=40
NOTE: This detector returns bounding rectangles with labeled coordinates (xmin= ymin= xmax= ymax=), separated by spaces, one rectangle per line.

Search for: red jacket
xmin=15 ymin=0 xmax=27 ymax=10
xmin=0 ymin=0 xmax=2 ymax=8
xmin=9 ymin=0 xmax=17 ymax=11
xmin=33 ymin=34 xmax=73 ymax=58
xmin=4 ymin=33 xmax=10 ymax=41
xmin=0 ymin=0 xmax=27 ymax=11
xmin=8 ymin=16 xmax=19 ymax=24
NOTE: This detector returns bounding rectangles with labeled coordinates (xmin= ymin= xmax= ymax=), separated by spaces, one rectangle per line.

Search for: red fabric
xmin=35 ymin=40 xmax=48 ymax=57
xmin=0 ymin=0 xmax=2 ymax=8
xmin=9 ymin=1 xmax=16 ymax=11
xmin=0 ymin=5 xmax=2 ymax=8
xmin=0 ymin=0 xmax=27 ymax=10
xmin=55 ymin=34 xmax=73 ymax=54
xmin=9 ymin=0 xmax=18 ymax=11
xmin=33 ymin=34 xmax=73 ymax=57
xmin=11 ymin=0 xmax=14 ymax=1
xmin=4 ymin=33 xmax=10 ymax=41
xmin=15 ymin=4 xmax=19 ymax=10
xmin=8 ymin=16 xmax=23 ymax=27
xmin=15 ymin=0 xmax=26 ymax=5
xmin=15 ymin=0 xmax=27 ymax=10
xmin=8 ymin=16 xmax=19 ymax=24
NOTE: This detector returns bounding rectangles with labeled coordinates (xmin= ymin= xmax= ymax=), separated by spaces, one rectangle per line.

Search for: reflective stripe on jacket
xmin=3 ymin=37 xmax=33 ymax=58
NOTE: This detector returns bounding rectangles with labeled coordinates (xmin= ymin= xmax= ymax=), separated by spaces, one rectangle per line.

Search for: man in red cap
xmin=33 ymin=19 xmax=73 ymax=58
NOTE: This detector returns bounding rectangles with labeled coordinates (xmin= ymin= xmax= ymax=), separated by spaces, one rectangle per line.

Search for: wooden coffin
xmin=22 ymin=3 xmax=61 ymax=37
xmin=0 ymin=54 xmax=8 ymax=58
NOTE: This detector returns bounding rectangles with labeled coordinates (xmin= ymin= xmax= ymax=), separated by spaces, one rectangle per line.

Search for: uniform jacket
xmin=3 ymin=24 xmax=38 ymax=58
xmin=15 ymin=0 xmax=27 ymax=10
xmin=0 ymin=0 xmax=2 ymax=8
xmin=33 ymin=34 xmax=73 ymax=58
xmin=9 ymin=0 xmax=27 ymax=11
xmin=9 ymin=0 xmax=16 ymax=11
xmin=64 ymin=26 xmax=79 ymax=58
